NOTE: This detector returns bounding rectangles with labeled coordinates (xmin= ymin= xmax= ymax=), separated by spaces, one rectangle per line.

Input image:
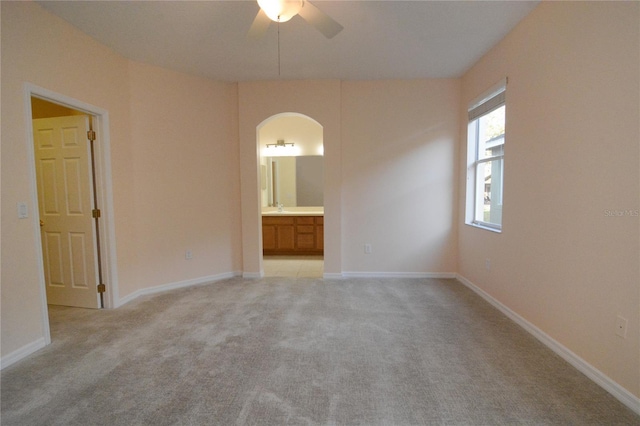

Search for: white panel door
xmin=33 ymin=116 xmax=99 ymax=309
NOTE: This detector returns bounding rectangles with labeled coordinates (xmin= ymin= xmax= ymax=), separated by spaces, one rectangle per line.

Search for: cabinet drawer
xmin=316 ymin=216 xmax=323 ymax=225
xmin=263 ymin=216 xmax=294 ymax=225
xmin=296 ymin=217 xmax=315 ymax=225
xmin=297 ymin=225 xmax=314 ymax=234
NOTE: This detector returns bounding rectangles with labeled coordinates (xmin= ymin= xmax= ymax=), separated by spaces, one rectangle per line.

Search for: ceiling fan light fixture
xmin=257 ymin=0 xmax=304 ymax=23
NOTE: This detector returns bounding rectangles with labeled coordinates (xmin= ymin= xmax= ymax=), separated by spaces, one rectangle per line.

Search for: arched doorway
xmin=257 ymin=113 xmax=324 ymax=277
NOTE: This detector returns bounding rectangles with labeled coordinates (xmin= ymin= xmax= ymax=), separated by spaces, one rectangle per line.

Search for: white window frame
xmin=465 ymin=78 xmax=507 ymax=232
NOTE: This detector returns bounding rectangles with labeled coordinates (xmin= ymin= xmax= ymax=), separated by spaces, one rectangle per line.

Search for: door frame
xmin=24 ymin=83 xmax=119 ymax=342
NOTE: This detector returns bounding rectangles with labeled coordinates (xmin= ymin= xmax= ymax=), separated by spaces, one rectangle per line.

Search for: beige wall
xmin=127 ymin=61 xmax=241 ymax=292
xmin=1 ymin=2 xmax=241 ymax=359
xmin=458 ymin=1 xmax=639 ymax=397
xmin=341 ymin=80 xmax=460 ymax=274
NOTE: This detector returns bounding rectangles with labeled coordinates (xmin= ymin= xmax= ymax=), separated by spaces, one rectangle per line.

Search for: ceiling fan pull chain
xmin=278 ymin=21 xmax=281 ymax=76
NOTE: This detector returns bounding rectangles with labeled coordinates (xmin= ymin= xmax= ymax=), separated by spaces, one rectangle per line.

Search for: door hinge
xmin=87 ymin=130 xmax=96 ymax=142
xmin=97 ymin=283 xmax=106 ymax=293
xmin=92 ymin=209 xmax=101 ymax=218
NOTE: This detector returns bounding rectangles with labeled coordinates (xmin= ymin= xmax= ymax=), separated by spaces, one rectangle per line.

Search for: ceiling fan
xmin=248 ymin=0 xmax=343 ymax=40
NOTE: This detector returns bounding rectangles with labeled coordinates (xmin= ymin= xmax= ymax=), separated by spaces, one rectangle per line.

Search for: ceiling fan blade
xmin=247 ymin=8 xmax=271 ymax=40
xmin=298 ymin=1 xmax=343 ymax=39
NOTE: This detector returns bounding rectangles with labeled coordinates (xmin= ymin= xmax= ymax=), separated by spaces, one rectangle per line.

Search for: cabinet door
xmin=263 ymin=225 xmax=277 ymax=250
xmin=277 ymin=225 xmax=295 ymax=250
xmin=295 ymin=217 xmax=315 ymax=249
xmin=296 ymin=233 xmax=315 ymax=249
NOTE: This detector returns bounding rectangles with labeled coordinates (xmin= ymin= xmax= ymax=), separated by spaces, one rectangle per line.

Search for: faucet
xmin=277 ymin=203 xmax=283 ymax=212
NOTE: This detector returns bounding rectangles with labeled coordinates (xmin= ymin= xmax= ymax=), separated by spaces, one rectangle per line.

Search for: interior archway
xmin=257 ymin=113 xmax=324 ymax=277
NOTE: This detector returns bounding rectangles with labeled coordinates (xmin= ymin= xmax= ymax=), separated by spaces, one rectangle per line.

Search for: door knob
xmin=40 ymin=219 xmax=44 ymax=227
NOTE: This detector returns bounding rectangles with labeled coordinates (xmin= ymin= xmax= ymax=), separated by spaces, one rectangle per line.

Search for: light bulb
xmin=257 ymin=0 xmax=303 ymax=23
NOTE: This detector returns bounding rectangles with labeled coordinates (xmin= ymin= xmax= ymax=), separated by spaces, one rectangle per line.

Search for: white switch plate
xmin=17 ymin=203 xmax=28 ymax=219
xmin=185 ymin=250 xmax=193 ymax=260
xmin=364 ymin=244 xmax=372 ymax=254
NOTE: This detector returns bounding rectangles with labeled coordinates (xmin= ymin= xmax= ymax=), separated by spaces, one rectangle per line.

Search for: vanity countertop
xmin=261 ymin=207 xmax=324 ymax=217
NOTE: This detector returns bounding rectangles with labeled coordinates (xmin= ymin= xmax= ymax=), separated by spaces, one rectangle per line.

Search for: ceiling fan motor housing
xmin=258 ymin=0 xmax=304 ymax=23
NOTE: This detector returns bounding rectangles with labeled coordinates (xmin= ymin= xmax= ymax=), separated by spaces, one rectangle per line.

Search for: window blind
xmin=468 ymin=90 xmax=505 ymax=121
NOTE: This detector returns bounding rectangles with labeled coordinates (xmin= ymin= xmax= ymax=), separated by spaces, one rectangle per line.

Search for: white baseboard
xmin=323 ymin=272 xmax=344 ymax=279
xmin=116 ymin=271 xmax=241 ymax=308
xmin=1 ymin=337 xmax=47 ymax=370
xmin=342 ymin=271 xmax=457 ymax=279
xmin=243 ymin=271 xmax=263 ymax=279
xmin=456 ymin=274 xmax=640 ymax=415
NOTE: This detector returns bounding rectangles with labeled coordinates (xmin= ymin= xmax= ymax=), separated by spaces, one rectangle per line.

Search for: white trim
xmin=323 ymin=272 xmax=344 ymax=279
xmin=115 ymin=271 xmax=242 ymax=308
xmin=456 ymin=274 xmax=640 ymax=415
xmin=91 ymin=111 xmax=119 ymax=309
xmin=468 ymin=222 xmax=502 ymax=233
xmin=243 ymin=272 xmax=263 ymax=279
xmin=0 ymin=338 xmax=47 ymax=370
xmin=342 ymin=272 xmax=457 ymax=279
xmin=23 ymin=89 xmax=52 ymax=347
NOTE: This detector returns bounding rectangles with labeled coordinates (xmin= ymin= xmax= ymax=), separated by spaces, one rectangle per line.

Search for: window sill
xmin=466 ymin=222 xmax=502 ymax=233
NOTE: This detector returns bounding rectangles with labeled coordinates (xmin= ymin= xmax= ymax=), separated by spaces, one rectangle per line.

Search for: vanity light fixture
xmin=266 ymin=139 xmax=295 ymax=148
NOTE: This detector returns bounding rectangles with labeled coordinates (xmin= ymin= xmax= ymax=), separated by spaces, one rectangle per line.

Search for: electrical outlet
xmin=185 ymin=250 xmax=193 ymax=260
xmin=615 ymin=315 xmax=628 ymax=338
xmin=364 ymin=244 xmax=372 ymax=254
xmin=485 ymin=259 xmax=491 ymax=271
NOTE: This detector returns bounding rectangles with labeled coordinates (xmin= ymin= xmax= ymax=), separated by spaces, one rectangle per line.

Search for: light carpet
xmin=1 ymin=277 xmax=638 ymax=425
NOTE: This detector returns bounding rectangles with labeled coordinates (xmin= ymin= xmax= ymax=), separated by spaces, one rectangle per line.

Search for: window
xmin=466 ymin=80 xmax=506 ymax=231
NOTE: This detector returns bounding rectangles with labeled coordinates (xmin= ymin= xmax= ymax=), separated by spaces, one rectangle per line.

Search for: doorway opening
xmin=32 ymin=97 xmax=103 ymax=309
xmin=25 ymin=84 xmax=117 ymax=345
xmin=257 ymin=113 xmax=324 ymax=278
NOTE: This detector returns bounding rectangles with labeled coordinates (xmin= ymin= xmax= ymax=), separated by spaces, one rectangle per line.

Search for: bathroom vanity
xmin=262 ymin=211 xmax=323 ymax=255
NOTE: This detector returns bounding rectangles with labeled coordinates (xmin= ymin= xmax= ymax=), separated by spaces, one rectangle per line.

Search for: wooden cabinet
xmin=262 ymin=217 xmax=294 ymax=251
xmin=316 ymin=216 xmax=324 ymax=250
xmin=262 ymin=216 xmax=323 ymax=255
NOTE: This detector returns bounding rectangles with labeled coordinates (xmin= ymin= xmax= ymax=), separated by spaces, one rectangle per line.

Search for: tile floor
xmin=263 ymin=255 xmax=324 ymax=278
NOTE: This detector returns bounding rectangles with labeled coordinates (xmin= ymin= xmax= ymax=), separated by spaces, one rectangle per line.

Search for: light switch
xmin=17 ymin=203 xmax=28 ymax=219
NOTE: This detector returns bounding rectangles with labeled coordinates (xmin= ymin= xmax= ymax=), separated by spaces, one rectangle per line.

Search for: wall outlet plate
xmin=185 ymin=250 xmax=193 ymax=260
xmin=615 ymin=315 xmax=628 ymax=338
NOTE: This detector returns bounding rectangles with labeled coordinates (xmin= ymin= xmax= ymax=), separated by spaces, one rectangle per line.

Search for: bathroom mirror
xmin=262 ymin=156 xmax=323 ymax=207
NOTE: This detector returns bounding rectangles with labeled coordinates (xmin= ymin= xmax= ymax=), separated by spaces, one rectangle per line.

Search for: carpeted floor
xmin=1 ymin=277 xmax=638 ymax=425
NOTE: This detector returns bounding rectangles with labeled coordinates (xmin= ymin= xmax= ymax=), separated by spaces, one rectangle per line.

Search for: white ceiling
xmin=37 ymin=0 xmax=540 ymax=82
